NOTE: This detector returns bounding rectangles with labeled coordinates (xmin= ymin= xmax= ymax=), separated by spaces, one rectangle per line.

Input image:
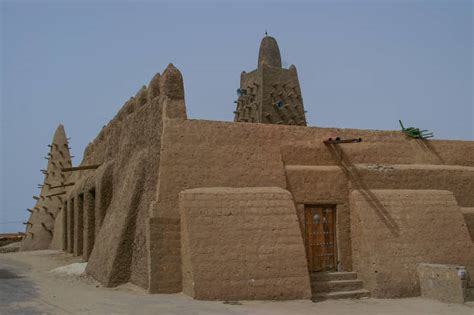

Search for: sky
xmin=1 ymin=0 xmax=472 ymax=233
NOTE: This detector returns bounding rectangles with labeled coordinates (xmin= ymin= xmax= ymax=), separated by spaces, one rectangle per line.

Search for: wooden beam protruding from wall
xmin=61 ymin=164 xmax=101 ymax=172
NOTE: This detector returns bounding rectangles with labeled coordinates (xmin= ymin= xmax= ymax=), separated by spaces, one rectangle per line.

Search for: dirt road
xmin=1 ymin=250 xmax=473 ymax=314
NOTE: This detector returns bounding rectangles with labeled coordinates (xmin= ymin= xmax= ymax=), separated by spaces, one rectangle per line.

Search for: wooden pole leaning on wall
xmin=61 ymin=164 xmax=101 ymax=172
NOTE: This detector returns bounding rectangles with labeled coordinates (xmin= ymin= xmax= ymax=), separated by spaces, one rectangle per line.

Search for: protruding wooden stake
xmin=49 ymin=182 xmax=75 ymax=189
xmin=61 ymin=164 xmax=101 ymax=172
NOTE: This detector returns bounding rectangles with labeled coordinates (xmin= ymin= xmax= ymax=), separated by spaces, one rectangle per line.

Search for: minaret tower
xmin=233 ymin=35 xmax=307 ymax=126
xmin=20 ymin=124 xmax=72 ymax=251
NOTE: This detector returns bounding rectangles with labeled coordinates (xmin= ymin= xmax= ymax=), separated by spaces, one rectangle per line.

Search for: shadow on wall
xmin=326 ymin=145 xmax=400 ymax=237
xmin=414 ymin=139 xmax=445 ymax=164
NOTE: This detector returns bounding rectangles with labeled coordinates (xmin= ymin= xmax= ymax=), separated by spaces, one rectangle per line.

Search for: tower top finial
xmin=265 ymin=29 xmax=268 ymax=36
xmin=258 ymin=35 xmax=282 ymax=68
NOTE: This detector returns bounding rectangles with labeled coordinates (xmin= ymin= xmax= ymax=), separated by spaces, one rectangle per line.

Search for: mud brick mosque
xmin=20 ymin=35 xmax=474 ymax=301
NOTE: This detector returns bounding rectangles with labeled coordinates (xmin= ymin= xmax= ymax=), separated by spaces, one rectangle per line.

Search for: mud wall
xmin=284 ymin=166 xmax=352 ymax=270
xmin=179 ymin=187 xmax=311 ymax=300
xmin=61 ymin=64 xmax=185 ymax=291
xmin=350 ymin=189 xmax=474 ymax=298
xmin=150 ymin=118 xmax=474 ymax=293
xmin=461 ymin=208 xmax=474 ymax=241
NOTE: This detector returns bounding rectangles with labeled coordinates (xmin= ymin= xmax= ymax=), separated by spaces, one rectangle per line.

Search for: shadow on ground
xmin=0 ymin=257 xmax=45 ymax=315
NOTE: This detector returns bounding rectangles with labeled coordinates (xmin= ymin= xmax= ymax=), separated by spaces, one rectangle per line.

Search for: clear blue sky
xmin=1 ymin=0 xmax=472 ymax=233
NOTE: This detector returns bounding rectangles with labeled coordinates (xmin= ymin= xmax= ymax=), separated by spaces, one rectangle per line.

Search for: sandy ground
xmin=0 ymin=250 xmax=473 ymax=315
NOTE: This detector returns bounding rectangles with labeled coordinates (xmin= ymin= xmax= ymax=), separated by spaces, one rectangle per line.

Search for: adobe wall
xmin=417 ymin=263 xmax=469 ymax=304
xmin=350 ymin=189 xmax=474 ymax=298
xmin=179 ymin=187 xmax=311 ymax=300
xmin=461 ymin=208 xmax=474 ymax=241
xmin=280 ymin=140 xmax=474 ymax=167
xmin=48 ymin=63 xmax=473 ymax=297
xmin=60 ymin=63 xmax=185 ymax=291
xmin=350 ymin=165 xmax=474 ymax=207
xmin=284 ymin=166 xmax=352 ymax=270
xmin=150 ymin=117 xmax=474 ymax=293
xmin=49 ymin=207 xmax=64 ymax=250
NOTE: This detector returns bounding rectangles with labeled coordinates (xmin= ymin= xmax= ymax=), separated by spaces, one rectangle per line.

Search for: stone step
xmin=311 ymin=279 xmax=363 ymax=293
xmin=312 ymin=289 xmax=370 ymax=301
xmin=310 ymin=272 xmax=358 ymax=282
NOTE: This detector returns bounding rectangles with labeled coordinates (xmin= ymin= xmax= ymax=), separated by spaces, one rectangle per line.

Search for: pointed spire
xmin=147 ymin=72 xmax=161 ymax=102
xmin=258 ymin=35 xmax=282 ymax=68
xmin=20 ymin=124 xmax=72 ymax=251
xmin=135 ymin=85 xmax=148 ymax=106
xmin=161 ymin=63 xmax=185 ymax=100
xmin=52 ymin=124 xmax=67 ymax=145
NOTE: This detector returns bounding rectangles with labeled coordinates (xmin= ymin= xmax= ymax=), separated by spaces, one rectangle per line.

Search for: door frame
xmin=304 ymin=204 xmax=338 ymax=272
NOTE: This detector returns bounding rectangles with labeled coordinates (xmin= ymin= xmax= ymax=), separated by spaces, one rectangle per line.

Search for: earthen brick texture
xmin=179 ymin=187 xmax=311 ymax=300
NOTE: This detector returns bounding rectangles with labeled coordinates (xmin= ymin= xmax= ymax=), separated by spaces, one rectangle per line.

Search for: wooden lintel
xmin=61 ymin=164 xmax=101 ymax=172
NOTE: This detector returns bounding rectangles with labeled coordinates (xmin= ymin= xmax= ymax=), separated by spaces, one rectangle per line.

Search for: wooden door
xmin=305 ymin=205 xmax=337 ymax=272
